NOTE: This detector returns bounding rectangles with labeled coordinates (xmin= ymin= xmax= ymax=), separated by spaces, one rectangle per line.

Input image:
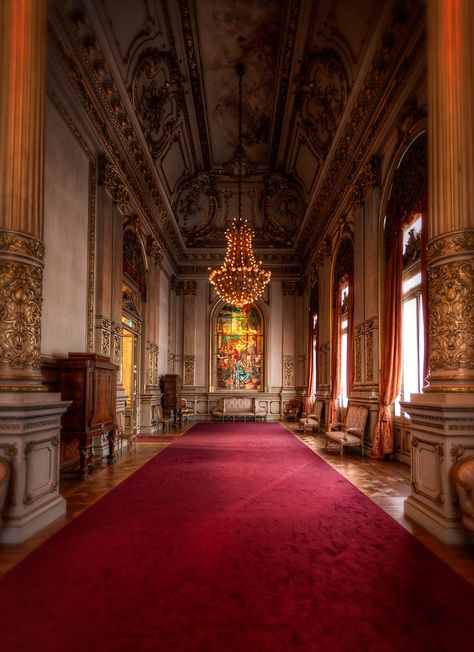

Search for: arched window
xmin=395 ymin=214 xmax=425 ymax=415
xmin=329 ymin=237 xmax=354 ymax=427
xmin=339 ymin=281 xmax=349 ymax=408
xmin=371 ymin=132 xmax=427 ymax=459
xmin=214 ymin=303 xmax=264 ymax=391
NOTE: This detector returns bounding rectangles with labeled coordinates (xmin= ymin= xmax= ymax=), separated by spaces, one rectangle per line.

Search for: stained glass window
xmin=215 ymin=304 xmax=264 ymax=391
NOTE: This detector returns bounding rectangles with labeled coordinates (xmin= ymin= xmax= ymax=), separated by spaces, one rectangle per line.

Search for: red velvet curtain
xmin=370 ymin=231 xmax=404 ymax=458
xmin=370 ymin=203 xmax=427 ymax=459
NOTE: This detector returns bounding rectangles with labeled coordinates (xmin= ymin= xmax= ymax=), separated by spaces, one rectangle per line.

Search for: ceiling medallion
xmin=208 ymin=63 xmax=271 ymax=308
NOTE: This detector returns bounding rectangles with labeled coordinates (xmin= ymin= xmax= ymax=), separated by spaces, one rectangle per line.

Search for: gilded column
xmin=0 ymin=0 xmax=47 ymax=390
xmin=425 ymin=0 xmax=474 ymax=392
xmin=402 ymin=0 xmax=474 ymax=544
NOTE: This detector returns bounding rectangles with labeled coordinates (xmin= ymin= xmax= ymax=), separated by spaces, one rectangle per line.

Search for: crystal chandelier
xmin=208 ymin=63 xmax=271 ymax=308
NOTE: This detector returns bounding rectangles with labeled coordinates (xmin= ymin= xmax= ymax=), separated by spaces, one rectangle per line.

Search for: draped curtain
xmin=370 ymin=200 xmax=427 ymax=459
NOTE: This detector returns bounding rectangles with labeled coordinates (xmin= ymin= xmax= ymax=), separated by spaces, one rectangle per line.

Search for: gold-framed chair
xmin=284 ymin=398 xmax=302 ymax=422
xmin=179 ymin=398 xmax=195 ymax=424
xmin=325 ymin=404 xmax=369 ymax=456
xmin=298 ymin=399 xmax=324 ymax=433
xmin=157 ymin=405 xmax=172 ymax=433
xmin=117 ymin=426 xmax=137 ymax=455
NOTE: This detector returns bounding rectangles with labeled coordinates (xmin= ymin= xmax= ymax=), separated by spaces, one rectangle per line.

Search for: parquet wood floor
xmin=1 ymin=422 xmax=473 ymax=586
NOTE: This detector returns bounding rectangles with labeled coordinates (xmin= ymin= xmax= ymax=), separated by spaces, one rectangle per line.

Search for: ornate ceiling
xmin=48 ymin=0 xmax=425 ymax=275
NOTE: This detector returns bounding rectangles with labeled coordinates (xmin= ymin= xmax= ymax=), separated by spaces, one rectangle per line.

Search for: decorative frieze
xmin=112 ymin=322 xmax=122 ymax=367
xmin=426 ymin=230 xmax=474 ymax=392
xmin=146 ymin=342 xmax=160 ymax=386
xmin=282 ymin=281 xmax=297 ymax=296
xmin=0 ymin=252 xmax=43 ymax=382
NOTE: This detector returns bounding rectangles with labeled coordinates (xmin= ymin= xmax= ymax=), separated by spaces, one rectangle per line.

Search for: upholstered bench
xmin=212 ymin=397 xmax=266 ymax=421
xmin=325 ymin=404 xmax=369 ymax=456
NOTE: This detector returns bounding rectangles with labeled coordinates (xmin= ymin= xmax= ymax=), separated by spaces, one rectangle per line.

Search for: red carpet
xmin=0 ymin=422 xmax=473 ymax=651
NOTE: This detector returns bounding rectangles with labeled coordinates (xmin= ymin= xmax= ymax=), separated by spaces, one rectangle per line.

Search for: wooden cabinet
xmin=160 ymin=374 xmax=181 ymax=424
xmin=54 ymin=353 xmax=118 ymax=479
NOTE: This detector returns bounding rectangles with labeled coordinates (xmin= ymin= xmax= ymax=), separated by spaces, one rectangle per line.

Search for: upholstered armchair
xmin=298 ymin=399 xmax=324 ymax=433
xmin=325 ymin=404 xmax=369 ymax=455
xmin=452 ymin=455 xmax=474 ymax=533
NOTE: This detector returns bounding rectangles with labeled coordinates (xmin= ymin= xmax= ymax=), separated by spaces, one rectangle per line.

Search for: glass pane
xmin=418 ymin=295 xmax=425 ymax=390
xmin=215 ymin=304 xmax=263 ymax=390
xmin=402 ymin=270 xmax=422 ymax=294
xmin=340 ymin=332 xmax=348 ymax=407
xmin=402 ymin=298 xmax=419 ymax=402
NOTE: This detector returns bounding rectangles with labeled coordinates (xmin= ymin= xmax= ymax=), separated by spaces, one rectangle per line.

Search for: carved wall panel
xmin=0 ymin=252 xmax=43 ymax=375
xmin=428 ymin=259 xmax=474 ymax=373
xmin=184 ymin=354 xmax=195 ymax=386
xmin=131 ymin=48 xmax=184 ymax=158
xmin=283 ymin=355 xmax=295 ymax=387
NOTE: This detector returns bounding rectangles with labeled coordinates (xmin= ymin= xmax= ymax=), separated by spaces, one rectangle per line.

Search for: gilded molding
xmin=0 ymin=231 xmax=45 ymax=263
xmin=355 ymin=336 xmax=362 ymax=383
xmin=428 ymin=259 xmax=474 ymax=372
xmin=98 ymin=155 xmax=130 ymax=212
xmin=146 ymin=235 xmax=163 ymax=268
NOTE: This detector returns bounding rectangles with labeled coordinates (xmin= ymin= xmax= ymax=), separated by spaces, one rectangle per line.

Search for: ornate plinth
xmin=401 ymin=393 xmax=474 ymax=544
xmin=0 ymin=393 xmax=71 ymax=544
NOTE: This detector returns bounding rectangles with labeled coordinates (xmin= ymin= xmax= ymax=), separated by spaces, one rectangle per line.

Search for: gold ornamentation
xmin=428 ymin=260 xmax=474 ymax=372
xmin=131 ymin=48 xmax=184 ymax=158
xmin=184 ymin=355 xmax=195 ymax=386
xmin=0 ymin=260 xmax=43 ymax=371
xmin=283 ymin=355 xmax=295 ymax=387
xmin=146 ymin=235 xmax=163 ymax=268
xmin=355 ymin=336 xmax=362 ymax=383
xmin=366 ymin=330 xmax=374 ymax=382
xmin=174 ymin=171 xmax=220 ymax=246
xmin=98 ymin=155 xmax=129 ymax=212
xmin=295 ymin=48 xmax=349 ymax=156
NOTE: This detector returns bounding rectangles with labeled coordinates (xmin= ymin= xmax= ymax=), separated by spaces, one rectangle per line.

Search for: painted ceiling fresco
xmin=195 ymin=0 xmax=283 ymax=165
xmin=53 ymin=0 xmax=424 ymax=266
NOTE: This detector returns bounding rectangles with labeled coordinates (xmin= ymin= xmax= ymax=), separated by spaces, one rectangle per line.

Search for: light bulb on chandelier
xmin=208 ymin=62 xmax=271 ymax=307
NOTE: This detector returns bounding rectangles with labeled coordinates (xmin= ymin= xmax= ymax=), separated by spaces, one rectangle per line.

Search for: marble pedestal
xmin=0 ymin=392 xmax=71 ymax=544
xmin=401 ymin=393 xmax=474 ymax=544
